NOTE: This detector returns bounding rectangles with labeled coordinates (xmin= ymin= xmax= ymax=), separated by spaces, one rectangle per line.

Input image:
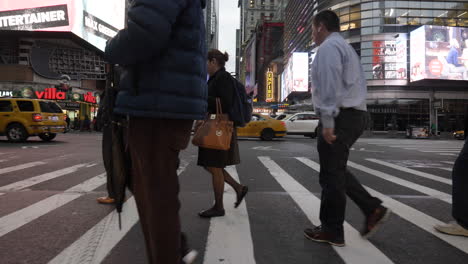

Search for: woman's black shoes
xmin=235 ymin=186 xmax=249 ymax=208
xmin=198 ymin=207 xmax=225 ymax=218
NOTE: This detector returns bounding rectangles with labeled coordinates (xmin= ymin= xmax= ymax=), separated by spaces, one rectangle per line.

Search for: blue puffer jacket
xmin=104 ymin=0 xmax=207 ymax=120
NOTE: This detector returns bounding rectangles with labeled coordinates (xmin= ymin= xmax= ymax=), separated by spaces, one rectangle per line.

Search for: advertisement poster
xmin=291 ymin=52 xmax=309 ymax=92
xmin=244 ymin=36 xmax=257 ymax=97
xmin=372 ymin=41 xmax=398 ymax=80
xmin=410 ymin=25 xmax=468 ymax=82
xmin=395 ymin=34 xmax=408 ymax=80
xmin=0 ymin=0 xmax=125 ymax=51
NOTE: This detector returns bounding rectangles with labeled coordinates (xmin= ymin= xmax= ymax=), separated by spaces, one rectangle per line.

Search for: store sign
xmin=0 ymin=1 xmax=125 ymax=51
xmin=0 ymin=5 xmax=69 ymax=30
xmin=266 ymin=71 xmax=274 ymax=102
xmin=0 ymin=90 xmax=12 ymax=97
xmin=35 ymin=87 xmax=66 ymax=100
xmin=58 ymin=102 xmax=80 ymax=110
xmin=83 ymin=92 xmax=96 ymax=103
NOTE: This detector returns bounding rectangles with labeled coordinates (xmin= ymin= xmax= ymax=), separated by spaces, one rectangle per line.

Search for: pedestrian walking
xmin=104 ymin=0 xmax=208 ymax=263
xmin=435 ymin=106 xmax=468 ymax=237
xmin=65 ymin=115 xmax=71 ymax=129
xmin=303 ymin=10 xmax=391 ymax=247
xmin=197 ymin=49 xmax=248 ymax=218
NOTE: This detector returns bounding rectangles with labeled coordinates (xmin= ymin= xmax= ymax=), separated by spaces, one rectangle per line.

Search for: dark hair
xmin=208 ymin=49 xmax=229 ymax=67
xmin=313 ymin=10 xmax=340 ymax=32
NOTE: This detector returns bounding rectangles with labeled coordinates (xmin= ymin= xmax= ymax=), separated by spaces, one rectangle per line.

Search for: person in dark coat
xmin=435 ymin=105 xmax=468 ymax=237
xmin=197 ymin=49 xmax=248 ymax=218
xmin=104 ymin=0 xmax=208 ymax=263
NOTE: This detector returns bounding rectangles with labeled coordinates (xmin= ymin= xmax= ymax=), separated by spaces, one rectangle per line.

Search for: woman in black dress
xmin=197 ymin=50 xmax=248 ymax=218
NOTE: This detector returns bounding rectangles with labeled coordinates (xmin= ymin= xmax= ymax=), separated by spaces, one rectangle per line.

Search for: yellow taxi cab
xmin=453 ymin=130 xmax=465 ymax=140
xmin=237 ymin=113 xmax=287 ymax=141
xmin=0 ymin=98 xmax=67 ymax=142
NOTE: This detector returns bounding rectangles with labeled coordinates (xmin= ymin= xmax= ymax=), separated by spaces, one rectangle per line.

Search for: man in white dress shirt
xmin=303 ymin=10 xmax=391 ymax=247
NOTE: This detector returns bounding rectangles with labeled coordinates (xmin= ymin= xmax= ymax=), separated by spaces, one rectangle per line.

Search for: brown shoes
xmin=362 ymin=205 xmax=391 ymax=238
xmin=304 ymin=226 xmax=345 ymax=247
xmin=97 ymin=197 xmax=115 ymax=204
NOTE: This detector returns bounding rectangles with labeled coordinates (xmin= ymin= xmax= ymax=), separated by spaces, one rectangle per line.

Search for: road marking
xmin=0 ymin=193 xmax=4 ymax=196
xmin=48 ymin=197 xmax=138 ymax=264
xmin=85 ymin=163 xmax=98 ymax=168
xmin=0 ymin=163 xmax=89 ymax=192
xmin=0 ymin=161 xmax=46 ymax=175
xmin=365 ymin=159 xmax=451 ymax=185
xmin=439 ymin=153 xmax=457 ymax=156
xmin=295 ymin=158 xmax=468 ymax=254
xmin=260 ymin=156 xmax=394 ymax=264
xmin=442 ymin=161 xmax=455 ymax=165
xmin=0 ymin=173 xmax=106 ymax=238
xmin=346 ymin=161 xmax=452 ymax=204
xmin=421 ymin=151 xmax=460 ymax=153
xmin=252 ymin=146 xmax=280 ymax=151
xmin=49 ymin=160 xmax=191 ymax=264
xmin=203 ymin=166 xmax=256 ymax=264
xmin=439 ymin=168 xmax=452 ymax=172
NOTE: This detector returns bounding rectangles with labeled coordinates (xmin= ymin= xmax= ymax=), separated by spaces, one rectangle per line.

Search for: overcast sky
xmin=218 ymin=0 xmax=240 ymax=74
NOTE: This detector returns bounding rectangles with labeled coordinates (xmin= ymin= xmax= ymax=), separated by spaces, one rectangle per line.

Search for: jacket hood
xmin=201 ymin=0 xmax=206 ymax=9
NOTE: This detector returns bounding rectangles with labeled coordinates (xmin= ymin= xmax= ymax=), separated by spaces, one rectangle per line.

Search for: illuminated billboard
xmin=281 ymin=52 xmax=309 ymax=101
xmin=410 ymin=25 xmax=468 ymax=82
xmin=0 ymin=1 xmax=125 ymax=51
xmin=244 ymin=36 xmax=257 ymax=97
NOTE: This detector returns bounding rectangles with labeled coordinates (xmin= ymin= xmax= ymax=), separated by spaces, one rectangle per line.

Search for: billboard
xmin=410 ymin=25 xmax=468 ymax=82
xmin=281 ymin=52 xmax=309 ymax=101
xmin=0 ymin=1 xmax=125 ymax=51
xmin=244 ymin=36 xmax=257 ymax=96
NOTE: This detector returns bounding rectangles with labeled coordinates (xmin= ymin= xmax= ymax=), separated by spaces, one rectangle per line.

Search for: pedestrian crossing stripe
xmin=295 ymin=157 xmax=468 ymax=254
xmin=0 ymin=161 xmax=46 ymax=175
xmin=365 ymin=159 xmax=451 ymax=185
xmin=0 ymin=163 xmax=90 ymax=193
xmin=259 ymin=156 xmax=395 ymax=264
xmin=0 ymin=173 xmax=106 ymax=238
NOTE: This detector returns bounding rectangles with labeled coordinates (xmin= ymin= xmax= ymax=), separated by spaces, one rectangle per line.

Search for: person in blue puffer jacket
xmin=104 ymin=0 xmax=207 ymax=263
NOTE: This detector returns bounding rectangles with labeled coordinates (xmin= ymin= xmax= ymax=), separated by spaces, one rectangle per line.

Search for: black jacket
xmin=207 ymin=68 xmax=235 ymax=116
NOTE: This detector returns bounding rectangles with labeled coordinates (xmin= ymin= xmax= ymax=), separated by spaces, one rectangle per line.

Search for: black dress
xmin=197 ymin=68 xmax=240 ymax=168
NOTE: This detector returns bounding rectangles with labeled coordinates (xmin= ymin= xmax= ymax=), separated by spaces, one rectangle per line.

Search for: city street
xmin=0 ymin=133 xmax=466 ymax=264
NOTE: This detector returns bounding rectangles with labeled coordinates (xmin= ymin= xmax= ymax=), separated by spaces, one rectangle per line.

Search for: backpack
xmin=228 ymin=75 xmax=253 ymax=127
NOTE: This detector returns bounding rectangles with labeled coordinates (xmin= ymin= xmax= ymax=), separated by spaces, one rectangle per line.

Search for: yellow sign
xmin=266 ymin=71 xmax=274 ymax=101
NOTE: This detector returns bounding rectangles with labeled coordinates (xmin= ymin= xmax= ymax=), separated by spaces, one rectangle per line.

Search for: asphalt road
xmin=0 ymin=132 xmax=466 ymax=264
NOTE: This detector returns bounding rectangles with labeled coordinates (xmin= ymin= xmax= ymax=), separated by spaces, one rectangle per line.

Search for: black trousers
xmin=317 ymin=109 xmax=382 ymax=238
xmin=453 ymin=138 xmax=468 ymax=229
xmin=128 ymin=117 xmax=193 ymax=264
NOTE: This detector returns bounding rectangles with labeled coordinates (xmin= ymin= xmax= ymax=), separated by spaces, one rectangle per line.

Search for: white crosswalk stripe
xmin=49 ymin=160 xmax=192 ymax=264
xmin=347 ymin=161 xmax=452 ymax=204
xmin=0 ymin=163 xmax=89 ymax=193
xmin=0 ymin=161 xmax=46 ymax=175
xmin=0 ymin=173 xmax=106 ymax=237
xmin=259 ymin=156 xmax=395 ymax=264
xmin=365 ymin=159 xmax=451 ymax=185
xmin=295 ymin=157 xmax=468 ymax=254
xmin=203 ymin=166 xmax=256 ymax=264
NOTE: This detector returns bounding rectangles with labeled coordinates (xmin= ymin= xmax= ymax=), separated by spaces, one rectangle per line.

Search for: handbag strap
xmin=216 ymin=98 xmax=223 ymax=115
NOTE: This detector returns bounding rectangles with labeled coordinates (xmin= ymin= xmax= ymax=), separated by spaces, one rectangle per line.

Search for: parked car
xmin=0 ymin=98 xmax=67 ymax=142
xmin=453 ymin=130 xmax=465 ymax=140
xmin=283 ymin=112 xmax=319 ymax=138
xmin=237 ymin=114 xmax=287 ymax=141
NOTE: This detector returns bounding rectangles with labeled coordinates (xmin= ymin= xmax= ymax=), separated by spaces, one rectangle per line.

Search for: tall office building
xmin=205 ymin=0 xmax=219 ymax=49
xmin=239 ymin=0 xmax=279 ymax=45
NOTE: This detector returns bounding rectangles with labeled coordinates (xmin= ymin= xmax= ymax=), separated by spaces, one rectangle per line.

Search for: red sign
xmin=429 ymin=59 xmax=443 ymax=76
xmin=35 ymin=87 xmax=66 ymax=100
xmin=83 ymin=92 xmax=96 ymax=103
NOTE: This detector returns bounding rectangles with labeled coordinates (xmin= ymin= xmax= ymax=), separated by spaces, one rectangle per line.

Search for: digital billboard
xmin=410 ymin=25 xmax=468 ymax=82
xmin=0 ymin=1 xmax=125 ymax=51
xmin=281 ymin=52 xmax=309 ymax=101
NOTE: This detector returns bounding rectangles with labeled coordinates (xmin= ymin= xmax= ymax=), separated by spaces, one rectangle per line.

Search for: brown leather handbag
xmin=192 ymin=98 xmax=233 ymax=150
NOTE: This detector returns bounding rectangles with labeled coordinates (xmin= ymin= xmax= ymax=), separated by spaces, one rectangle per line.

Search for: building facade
xmin=205 ymin=0 xmax=219 ymax=49
xmin=280 ymin=0 xmax=468 ymax=133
